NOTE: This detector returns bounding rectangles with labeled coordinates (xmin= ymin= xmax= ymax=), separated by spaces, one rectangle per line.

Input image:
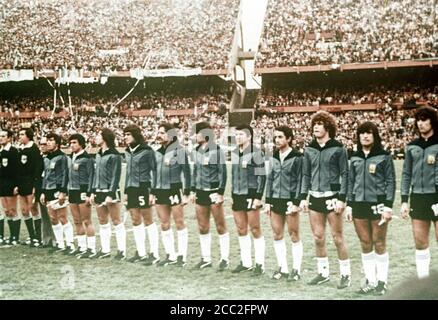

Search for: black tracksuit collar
xmin=308 ymin=138 xmax=343 ymax=150
xmin=99 ymin=148 xmax=119 ymax=156
xmin=273 ymin=148 xmax=301 ymax=161
xmin=353 ymin=147 xmax=388 ymax=159
xmin=409 ymin=133 xmax=438 ymax=149
xmin=47 ymin=149 xmax=64 ymax=159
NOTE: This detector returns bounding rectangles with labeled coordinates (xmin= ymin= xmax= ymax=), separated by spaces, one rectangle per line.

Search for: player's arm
xmin=109 ymin=154 xmax=122 ymax=193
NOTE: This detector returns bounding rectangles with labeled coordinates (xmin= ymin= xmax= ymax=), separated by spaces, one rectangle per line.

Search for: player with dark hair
xmin=231 ymin=124 xmax=266 ymax=276
xmin=265 ymin=126 xmax=303 ymax=281
xmin=0 ymin=129 xmax=20 ymax=245
xmin=346 ymin=121 xmax=395 ymax=295
xmin=123 ymin=124 xmax=160 ymax=265
xmin=17 ymin=128 xmax=44 ymax=247
xmin=68 ymin=133 xmax=96 ymax=258
xmin=40 ymin=133 xmax=72 ymax=253
xmin=90 ymin=128 xmax=125 ymax=260
xmin=191 ymin=121 xmax=229 ymax=270
xmin=401 ymin=106 xmax=438 ymax=279
xmin=300 ymin=111 xmax=351 ymax=289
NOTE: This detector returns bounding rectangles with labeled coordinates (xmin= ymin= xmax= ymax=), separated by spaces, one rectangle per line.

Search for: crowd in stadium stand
xmin=0 ymin=106 xmax=421 ymax=159
xmin=257 ymin=0 xmax=437 ymax=67
xmin=0 ymin=0 xmax=239 ymax=70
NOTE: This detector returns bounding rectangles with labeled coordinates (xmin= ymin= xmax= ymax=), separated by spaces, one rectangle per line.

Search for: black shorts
xmin=95 ymin=191 xmax=121 ymax=206
xmin=126 ymin=187 xmax=150 ymax=209
xmin=68 ymin=186 xmax=89 ymax=204
xmin=309 ymin=194 xmax=339 ymax=214
xmin=410 ymin=193 xmax=438 ymax=222
xmin=43 ymin=189 xmax=60 ymax=202
xmin=195 ymin=189 xmax=221 ymax=206
xmin=17 ymin=179 xmax=34 ymax=196
xmin=232 ymin=193 xmax=261 ymax=212
xmin=269 ymin=198 xmax=300 ymax=215
xmin=350 ymin=201 xmax=382 ymax=220
xmin=155 ymin=188 xmax=183 ymax=206
xmin=0 ymin=181 xmax=16 ymax=197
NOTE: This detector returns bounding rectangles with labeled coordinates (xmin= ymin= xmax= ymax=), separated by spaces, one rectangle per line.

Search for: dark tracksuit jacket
xmin=152 ymin=142 xmax=191 ymax=196
xmin=68 ymin=151 xmax=94 ymax=196
xmin=17 ymin=142 xmax=43 ymax=189
xmin=231 ymin=144 xmax=266 ymax=199
xmin=124 ymin=143 xmax=156 ymax=192
xmin=265 ymin=149 xmax=303 ymax=205
xmin=0 ymin=143 xmax=19 ymax=187
xmin=301 ymin=139 xmax=349 ymax=202
xmin=42 ymin=149 xmax=68 ymax=194
xmin=401 ymin=134 xmax=438 ymax=202
xmin=348 ymin=148 xmax=396 ymax=207
xmin=92 ymin=148 xmax=122 ymax=193
xmin=191 ymin=143 xmax=227 ymax=195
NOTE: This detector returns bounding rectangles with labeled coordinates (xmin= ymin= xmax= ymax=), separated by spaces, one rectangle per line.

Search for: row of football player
xmin=0 ymin=107 xmax=437 ymax=296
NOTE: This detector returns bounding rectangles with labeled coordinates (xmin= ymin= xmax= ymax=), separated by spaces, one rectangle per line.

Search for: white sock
xmin=132 ymin=223 xmax=146 ymax=257
xmin=376 ymin=252 xmax=389 ymax=283
xmin=177 ymin=228 xmax=188 ymax=261
xmin=62 ymin=222 xmax=74 ymax=249
xmin=99 ymin=223 xmax=111 ymax=254
xmin=114 ymin=223 xmax=126 ymax=253
xmin=32 ymin=214 xmax=42 ymax=221
xmin=339 ymin=259 xmax=351 ymax=277
xmin=219 ymin=232 xmax=230 ymax=262
xmin=254 ymin=236 xmax=265 ymax=267
xmin=361 ymin=251 xmax=377 ymax=285
xmin=77 ymin=235 xmax=87 ymax=252
xmin=274 ymin=239 xmax=288 ymax=273
xmin=87 ymin=236 xmax=96 ymax=253
xmin=238 ymin=235 xmax=252 ymax=268
xmin=199 ymin=233 xmax=212 ymax=262
xmin=161 ymin=228 xmax=176 ymax=260
xmin=146 ymin=222 xmax=159 ymax=257
xmin=52 ymin=223 xmax=65 ymax=249
xmin=416 ymin=248 xmax=431 ymax=279
xmin=292 ymin=241 xmax=303 ymax=274
xmin=317 ymin=257 xmax=329 ymax=277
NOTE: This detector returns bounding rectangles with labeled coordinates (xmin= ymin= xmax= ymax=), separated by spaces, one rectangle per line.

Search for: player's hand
xmin=40 ymin=193 xmax=46 ymax=205
xmin=345 ymin=206 xmax=353 ymax=222
xmin=215 ymin=194 xmax=224 ymax=204
xmin=400 ymin=202 xmax=410 ymax=220
xmin=104 ymin=196 xmax=113 ymax=205
xmin=335 ymin=200 xmax=345 ymax=215
xmin=85 ymin=196 xmax=91 ymax=207
xmin=189 ymin=193 xmax=196 ymax=204
xmin=252 ymin=199 xmax=263 ymax=210
xmin=13 ymin=187 xmax=18 ymax=195
xmin=181 ymin=195 xmax=189 ymax=206
xmin=149 ymin=194 xmax=156 ymax=206
xmin=90 ymin=194 xmax=96 ymax=206
xmin=32 ymin=188 xmax=35 ymax=196
xmin=299 ymin=199 xmax=309 ymax=213
xmin=263 ymin=203 xmax=272 ymax=217
xmin=379 ymin=207 xmax=392 ymax=226
xmin=58 ymin=192 xmax=66 ymax=205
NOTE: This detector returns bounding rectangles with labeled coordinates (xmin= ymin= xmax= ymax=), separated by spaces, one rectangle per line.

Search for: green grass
xmin=0 ymin=160 xmax=436 ymax=300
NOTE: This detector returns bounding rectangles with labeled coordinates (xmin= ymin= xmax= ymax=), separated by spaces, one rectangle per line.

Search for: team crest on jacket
xmin=21 ymin=155 xmax=28 ymax=164
xmin=2 ymin=158 xmax=8 ymax=167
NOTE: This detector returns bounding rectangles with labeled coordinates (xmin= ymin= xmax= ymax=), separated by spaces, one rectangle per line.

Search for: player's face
xmin=313 ymin=122 xmax=328 ymax=138
xmin=274 ymin=130 xmax=290 ymax=149
xmin=157 ymin=127 xmax=169 ymax=144
xmin=39 ymin=140 xmax=47 ymax=153
xmin=0 ymin=133 xmax=8 ymax=146
xmin=196 ymin=132 xmax=206 ymax=144
xmin=95 ymin=132 xmax=103 ymax=147
xmin=124 ymin=132 xmax=134 ymax=145
xmin=417 ymin=118 xmax=433 ymax=135
xmin=19 ymin=130 xmax=29 ymax=144
xmin=359 ymin=131 xmax=374 ymax=148
xmin=70 ymin=139 xmax=82 ymax=153
xmin=235 ymin=130 xmax=250 ymax=147
xmin=46 ymin=138 xmax=57 ymax=152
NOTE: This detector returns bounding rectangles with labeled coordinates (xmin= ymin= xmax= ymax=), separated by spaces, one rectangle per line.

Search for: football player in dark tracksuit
xmin=0 ymin=129 xmax=20 ymax=245
xmin=68 ymin=134 xmax=96 ymax=259
xmin=346 ymin=122 xmax=395 ymax=296
xmin=123 ymin=124 xmax=160 ymax=265
xmin=191 ymin=122 xmax=229 ymax=271
xmin=400 ymin=106 xmax=438 ymax=280
xmin=300 ymin=111 xmax=351 ymax=289
xmin=40 ymin=133 xmax=72 ymax=254
xmin=265 ymin=126 xmax=303 ymax=282
xmin=152 ymin=123 xmax=191 ymax=267
xmin=230 ymin=124 xmax=266 ymax=276
xmin=90 ymin=128 xmax=125 ymax=260
xmin=17 ymin=128 xmax=43 ymax=247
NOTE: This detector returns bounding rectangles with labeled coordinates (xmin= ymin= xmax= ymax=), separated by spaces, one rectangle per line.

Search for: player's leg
xmin=372 ymin=219 xmax=389 ymax=295
xmin=108 ymin=201 xmax=126 ymax=260
xmin=270 ymin=211 xmax=288 ymax=279
xmin=232 ymin=210 xmax=252 ymax=272
xmin=7 ymin=196 xmax=20 ymax=244
xmin=48 ymin=206 xmax=64 ymax=251
xmin=92 ymin=204 xmax=111 ymax=258
xmin=19 ymin=194 xmax=35 ymax=245
xmin=77 ymin=201 xmax=96 ymax=258
xmin=195 ymin=204 xmax=212 ymax=269
xmin=308 ymin=210 xmax=330 ymax=284
xmin=129 ymin=207 xmax=146 ymax=262
xmin=156 ymin=204 xmax=177 ymax=266
xmin=353 ymin=218 xmax=376 ymax=293
xmin=248 ymin=208 xmax=264 ymax=276
xmin=70 ymin=203 xmax=86 ymax=255
xmin=171 ymin=203 xmax=188 ymax=267
xmin=286 ymin=212 xmax=302 ymax=281
xmin=57 ymin=206 xmax=75 ymax=253
xmin=142 ymin=207 xmax=160 ymax=265
xmin=412 ymin=219 xmax=431 ymax=279
xmin=211 ymin=202 xmax=229 ymax=271
xmin=327 ymin=211 xmax=351 ymax=289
